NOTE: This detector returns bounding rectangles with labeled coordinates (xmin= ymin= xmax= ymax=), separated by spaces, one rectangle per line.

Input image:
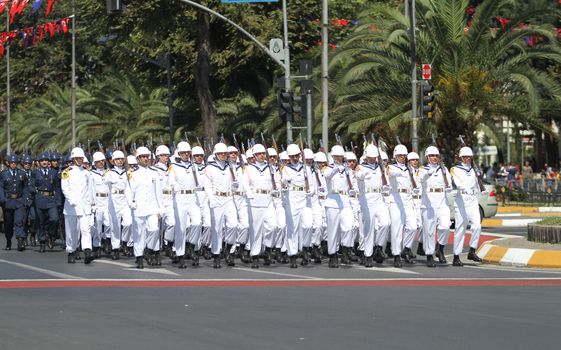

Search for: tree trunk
xmin=194 ymin=9 xmax=216 ymax=143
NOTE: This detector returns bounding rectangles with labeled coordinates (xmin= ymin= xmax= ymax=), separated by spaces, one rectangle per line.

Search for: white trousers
xmin=248 ymin=203 xmax=277 ymax=257
xmin=284 ymin=197 xmax=313 ymax=256
xmin=174 ymin=201 xmax=202 ymax=256
xmin=325 ymin=206 xmax=354 ymax=255
xmin=210 ymin=200 xmax=238 ymax=255
xmin=109 ymin=204 xmax=132 ymax=250
xmin=361 ymin=200 xmax=390 ymax=257
xmin=234 ymin=195 xmax=249 ymax=245
xmin=92 ymin=206 xmax=110 ymax=247
xmin=65 ymin=214 xmax=92 ymax=253
xmin=421 ymin=206 xmax=451 ymax=255
xmin=454 ymin=202 xmax=481 ymax=255
xmin=389 ymin=198 xmax=416 ymax=255
xmin=132 ymin=214 xmax=159 ymax=257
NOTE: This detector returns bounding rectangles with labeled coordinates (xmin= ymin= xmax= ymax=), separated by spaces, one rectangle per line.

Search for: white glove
xmin=272 ymin=189 xmax=281 ymax=197
xmin=348 ymin=189 xmax=357 ymax=197
xmin=231 ymin=181 xmax=239 ymax=191
xmin=338 ymin=165 xmax=346 ymax=172
xmin=196 ymin=185 xmax=204 ymax=191
xmin=130 ymin=201 xmax=137 ymax=210
xmin=412 ymin=188 xmax=421 ymax=196
xmin=317 ymin=186 xmax=326 ymax=194
xmin=445 ymin=187 xmax=454 ymax=193
xmin=382 ymin=185 xmax=391 ymax=194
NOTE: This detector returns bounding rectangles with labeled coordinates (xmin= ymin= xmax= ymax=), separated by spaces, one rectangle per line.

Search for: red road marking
xmin=1 ymin=279 xmax=560 ymax=289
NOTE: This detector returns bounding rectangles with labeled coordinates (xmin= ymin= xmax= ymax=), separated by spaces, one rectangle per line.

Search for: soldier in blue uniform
xmin=31 ymin=152 xmax=62 ymax=253
xmin=21 ymin=154 xmax=37 ymax=246
xmin=0 ymin=155 xmax=31 ymax=251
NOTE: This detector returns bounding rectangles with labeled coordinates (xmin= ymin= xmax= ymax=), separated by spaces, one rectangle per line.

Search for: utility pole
xmin=71 ymin=1 xmax=77 ymax=146
xmin=321 ymin=0 xmax=329 ymax=152
xmin=6 ymin=8 xmax=11 ymax=154
xmin=407 ymin=0 xmax=418 ymax=152
xmin=281 ymin=0 xmax=292 ymax=143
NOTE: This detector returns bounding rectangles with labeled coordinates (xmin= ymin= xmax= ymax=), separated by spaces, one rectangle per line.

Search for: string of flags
xmin=0 ymin=16 xmax=69 ymax=57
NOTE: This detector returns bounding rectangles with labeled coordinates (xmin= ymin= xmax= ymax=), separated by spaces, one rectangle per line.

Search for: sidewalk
xmin=477 ymin=236 xmax=561 ymax=268
xmin=481 ymin=205 xmax=561 ymax=227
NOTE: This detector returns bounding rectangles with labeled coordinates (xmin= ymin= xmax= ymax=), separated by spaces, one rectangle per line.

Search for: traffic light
xmin=278 ymin=89 xmax=293 ymax=123
xmin=421 ymin=82 xmax=435 ymax=119
xmin=106 ymin=0 xmax=123 ymax=14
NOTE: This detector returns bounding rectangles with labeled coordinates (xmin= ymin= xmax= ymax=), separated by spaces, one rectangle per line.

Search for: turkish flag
xmin=0 ymin=0 xmax=9 ymax=15
xmin=45 ymin=0 xmax=55 ymax=17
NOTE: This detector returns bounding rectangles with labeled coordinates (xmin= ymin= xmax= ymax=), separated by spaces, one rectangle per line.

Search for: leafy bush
xmin=536 ymin=217 xmax=561 ymax=226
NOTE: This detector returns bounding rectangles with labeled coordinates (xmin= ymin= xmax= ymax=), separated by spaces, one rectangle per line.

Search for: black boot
xmin=301 ymin=248 xmax=310 ymax=266
xmin=29 ymin=234 xmax=37 ymax=247
xmin=435 ymin=244 xmax=447 ymax=263
xmin=178 ymin=255 xmax=187 ymax=269
xmin=374 ymin=246 xmax=385 ymax=264
xmin=17 ymin=238 xmax=25 ymax=251
xmin=5 ymin=239 xmax=11 ymax=250
xmin=385 ymin=242 xmax=394 ymax=258
xmin=393 ymin=255 xmax=402 ymax=268
xmin=84 ymin=248 xmax=94 ymax=264
xmin=251 ymin=256 xmax=259 ymax=269
xmin=47 ymin=236 xmax=53 ymax=249
xmin=263 ymin=248 xmax=272 ymax=266
xmin=289 ymin=255 xmax=298 ymax=268
xmin=467 ymin=248 xmax=483 ymax=262
xmin=417 ymin=242 xmax=426 ymax=256
xmin=136 ymin=256 xmax=144 ymax=269
xmin=185 ymin=243 xmax=194 ymax=260
xmin=213 ymin=255 xmax=222 ymax=268
xmin=401 ymin=248 xmax=414 ymax=264
xmin=453 ymin=255 xmax=464 ymax=267
xmin=225 ymin=244 xmax=235 ymax=266
xmin=240 ymin=247 xmax=251 ymax=264
xmin=340 ymin=247 xmax=351 ymax=265
xmin=146 ymin=249 xmax=154 ymax=266
xmin=67 ymin=252 xmax=76 ymax=264
xmin=39 ymin=241 xmax=46 ymax=253
xmin=328 ymin=254 xmax=339 ymax=268
xmin=365 ymin=256 xmax=374 ymax=268
xmin=280 ymin=251 xmax=289 ymax=264
xmin=93 ymin=247 xmax=101 ymax=259
xmin=426 ymin=255 xmax=436 ymax=268
xmin=407 ymin=247 xmax=416 ymax=259
xmin=111 ymin=249 xmax=120 ymax=260
xmin=192 ymin=251 xmax=200 ymax=266
xmin=154 ymin=250 xmax=162 ymax=266
xmin=313 ymin=246 xmax=322 ymax=264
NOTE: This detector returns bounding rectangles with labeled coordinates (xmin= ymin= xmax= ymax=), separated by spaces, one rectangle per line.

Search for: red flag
xmin=60 ymin=17 xmax=69 ymax=33
xmin=0 ymin=0 xmax=9 ymax=15
xmin=46 ymin=20 xmax=55 ymax=37
xmin=45 ymin=0 xmax=55 ymax=17
xmin=17 ymin=0 xmax=30 ymax=14
xmin=10 ymin=0 xmax=21 ymax=24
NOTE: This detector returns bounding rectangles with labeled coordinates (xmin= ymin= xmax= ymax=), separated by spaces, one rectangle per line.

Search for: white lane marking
xmin=233 ymin=267 xmax=319 ymax=279
xmin=352 ymin=266 xmax=420 ymax=274
xmin=0 ymin=259 xmax=83 ymax=279
xmin=501 ymin=248 xmax=535 ymax=267
xmin=95 ymin=260 xmax=135 ymax=268
xmin=502 ymin=219 xmax=541 ymax=227
xmin=123 ymin=268 xmax=181 ymax=276
xmin=538 ymin=207 xmax=561 ymax=213
xmin=496 ymin=213 xmax=522 ymax=217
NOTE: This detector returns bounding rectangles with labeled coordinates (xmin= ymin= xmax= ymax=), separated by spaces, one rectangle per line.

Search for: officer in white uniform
xmin=354 ymin=144 xmax=391 ymax=267
xmin=228 ymin=145 xmax=250 ymax=264
xmin=126 ymin=146 xmax=162 ymax=269
xmin=152 ymin=145 xmax=176 ymax=259
xmin=416 ymin=146 xmax=452 ymax=267
xmin=281 ymin=144 xmax=314 ymax=268
xmin=451 ymin=146 xmax=485 ymax=266
xmin=204 ymin=143 xmax=239 ymax=268
xmin=305 ymin=149 xmax=326 ymax=263
xmin=90 ymin=152 xmax=111 ymax=258
xmin=322 ymin=145 xmax=354 ymax=268
xmin=268 ymin=148 xmax=287 ymax=263
xmin=105 ymin=150 xmax=132 ymax=260
xmin=387 ymin=144 xmax=417 ymax=267
xmin=408 ymin=152 xmax=424 ymax=258
xmin=170 ymin=141 xmax=202 ymax=268
xmin=244 ymin=144 xmax=280 ymax=268
xmin=61 ymin=147 xmax=95 ymax=264
xmin=192 ymin=146 xmax=211 ymax=259
xmin=345 ymin=151 xmax=361 ymax=264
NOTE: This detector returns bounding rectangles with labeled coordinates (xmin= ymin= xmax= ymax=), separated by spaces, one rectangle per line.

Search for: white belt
xmin=214 ymin=191 xmax=232 ymax=197
xmin=255 ymin=189 xmax=272 ymax=195
xmin=365 ymin=188 xmax=381 ymax=193
xmin=178 ymin=189 xmax=195 ymax=195
xmin=428 ymin=188 xmax=444 ymax=193
xmin=397 ymin=188 xmax=409 ymax=193
xmin=291 ymin=186 xmax=306 ymax=192
xmin=111 ymin=189 xmax=125 ymax=195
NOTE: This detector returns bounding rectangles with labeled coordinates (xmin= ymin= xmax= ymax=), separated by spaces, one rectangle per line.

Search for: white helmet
xmin=213 ymin=143 xmax=228 ymax=154
xmin=176 ymin=141 xmax=191 ymax=153
xmin=345 ymin=152 xmax=357 ymax=161
xmin=191 ymin=146 xmax=204 ymax=156
xmin=70 ymin=147 xmax=85 ymax=159
xmin=303 ymin=148 xmax=314 ymax=160
xmin=331 ymin=145 xmax=345 ymax=157
xmin=407 ymin=152 xmax=420 ymax=161
xmin=127 ymin=155 xmax=137 ymax=165
xmin=380 ymin=151 xmax=389 ymax=161
xmin=267 ymin=148 xmax=278 ymax=156
xmin=227 ymin=146 xmax=238 ymax=153
xmin=252 ymin=144 xmax=266 ymax=154
xmin=92 ymin=151 xmax=106 ymax=163
xmin=172 ymin=150 xmax=179 ymax=162
xmin=280 ymin=151 xmax=289 ymax=160
xmin=207 ymin=154 xmax=215 ymax=162
xmin=314 ymin=152 xmax=327 ymax=163
xmin=425 ymin=146 xmax=439 ymax=156
xmin=286 ymin=144 xmax=300 ymax=156
xmin=364 ymin=144 xmax=379 ymax=158
xmin=393 ymin=144 xmax=408 ymax=157
xmin=459 ymin=146 xmax=473 ymax=157
xmin=245 ymin=149 xmax=254 ymax=158
xmin=83 ymin=156 xmax=90 ymax=164
xmin=136 ymin=146 xmax=151 ymax=157
xmin=112 ymin=150 xmax=125 ymax=160
xmin=155 ymin=145 xmax=171 ymax=156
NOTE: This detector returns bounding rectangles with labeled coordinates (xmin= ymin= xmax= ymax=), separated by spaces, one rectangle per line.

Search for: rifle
xmin=298 ymin=134 xmax=310 ymax=193
xmin=396 ymin=136 xmax=417 ymax=189
xmin=370 ymin=133 xmax=388 ymax=186
xmin=431 ymin=133 xmax=449 ymax=188
xmin=306 ymin=139 xmax=322 ymax=188
xmin=335 ymin=133 xmax=354 ymax=191
xmin=260 ymin=132 xmax=278 ymax=191
xmin=458 ymin=135 xmax=485 ymax=192
xmin=184 ymin=132 xmax=199 ymax=188
xmin=271 ymin=134 xmax=284 ymax=179
xmin=232 ymin=134 xmax=245 ymax=170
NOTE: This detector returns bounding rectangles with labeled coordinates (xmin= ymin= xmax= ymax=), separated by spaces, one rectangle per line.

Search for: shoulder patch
xmin=61 ymin=168 xmax=70 ymax=180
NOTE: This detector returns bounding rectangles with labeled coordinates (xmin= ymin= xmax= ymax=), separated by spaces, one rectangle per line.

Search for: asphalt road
xmin=1 ymin=232 xmax=560 ymax=350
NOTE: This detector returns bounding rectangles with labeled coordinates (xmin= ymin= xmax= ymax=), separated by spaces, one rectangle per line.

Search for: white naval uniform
xmin=322 ymin=164 xmax=354 ymax=255
xmin=451 ymin=163 xmax=483 ymax=255
xmin=170 ymin=161 xmax=202 ymax=257
xmin=416 ymin=163 xmax=452 ymax=255
xmin=105 ymin=166 xmax=132 ymax=250
xmin=411 ymin=167 xmax=423 ymax=244
xmin=91 ymin=167 xmax=111 ymax=248
xmin=272 ymin=164 xmax=287 ymax=252
xmin=195 ymin=162 xmax=211 ymax=249
xmin=244 ymin=161 xmax=280 ymax=257
xmin=355 ymin=162 xmax=390 ymax=258
xmin=310 ymin=165 xmax=327 ymax=248
xmin=153 ymin=162 xmax=176 ymax=244
xmin=232 ymin=163 xmax=249 ymax=247
xmin=204 ymin=160 xmax=238 ymax=255
xmin=387 ymin=162 xmax=417 ymax=256
xmin=281 ymin=162 xmax=314 ymax=257
xmin=126 ymin=166 xmax=162 ymax=257
xmin=61 ymin=165 xmax=94 ymax=254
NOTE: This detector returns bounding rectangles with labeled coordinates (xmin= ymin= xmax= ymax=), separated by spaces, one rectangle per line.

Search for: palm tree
xmin=330 ymin=0 xmax=561 ymax=161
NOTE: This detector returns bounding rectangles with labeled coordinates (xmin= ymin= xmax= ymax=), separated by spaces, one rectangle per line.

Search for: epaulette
xmin=61 ymin=168 xmax=70 ymax=180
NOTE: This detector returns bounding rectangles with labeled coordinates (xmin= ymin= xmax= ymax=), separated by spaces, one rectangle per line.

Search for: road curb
xmin=477 ymin=241 xmax=561 ymax=268
xmin=498 ymin=206 xmax=561 ymax=214
xmin=482 ymin=218 xmax=541 ymax=227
